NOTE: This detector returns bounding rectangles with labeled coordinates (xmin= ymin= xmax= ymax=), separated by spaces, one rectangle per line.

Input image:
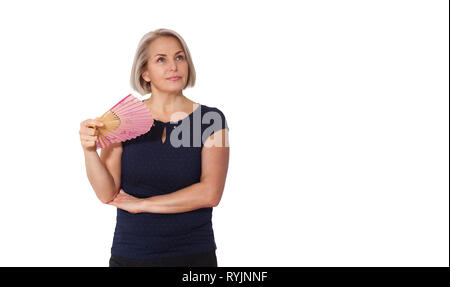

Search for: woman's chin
xmin=162 ymin=85 xmax=184 ymax=92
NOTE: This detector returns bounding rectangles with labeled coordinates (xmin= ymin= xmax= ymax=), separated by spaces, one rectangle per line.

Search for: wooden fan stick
xmin=87 ymin=110 xmax=121 ymax=137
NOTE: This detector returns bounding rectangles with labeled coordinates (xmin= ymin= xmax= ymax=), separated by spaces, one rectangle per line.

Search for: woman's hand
xmin=108 ymin=189 xmax=145 ymax=214
xmin=79 ymin=118 xmax=103 ymax=152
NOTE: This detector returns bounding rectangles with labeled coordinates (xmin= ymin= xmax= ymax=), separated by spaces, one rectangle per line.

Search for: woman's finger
xmin=86 ymin=119 xmax=104 ymax=128
xmin=80 ymin=134 xmax=98 ymax=142
xmin=80 ymin=119 xmax=103 ymax=131
xmin=79 ymin=125 xmax=99 ymax=136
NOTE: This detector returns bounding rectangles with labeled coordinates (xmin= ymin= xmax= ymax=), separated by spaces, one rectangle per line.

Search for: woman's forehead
xmin=149 ymin=37 xmax=182 ymax=54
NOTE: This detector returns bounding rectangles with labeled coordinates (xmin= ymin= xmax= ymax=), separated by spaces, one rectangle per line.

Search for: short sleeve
xmin=213 ymin=107 xmax=229 ymax=132
xmin=201 ymin=107 xmax=229 ymax=146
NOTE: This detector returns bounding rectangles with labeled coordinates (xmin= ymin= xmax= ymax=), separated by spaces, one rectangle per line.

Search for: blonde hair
xmin=130 ymin=28 xmax=196 ymax=96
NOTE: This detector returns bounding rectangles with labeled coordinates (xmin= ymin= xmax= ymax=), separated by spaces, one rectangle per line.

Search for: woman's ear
xmin=142 ymin=71 xmax=151 ymax=82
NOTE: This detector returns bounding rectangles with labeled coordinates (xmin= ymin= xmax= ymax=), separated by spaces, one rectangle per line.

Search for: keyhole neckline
xmin=145 ymin=102 xmax=201 ymax=126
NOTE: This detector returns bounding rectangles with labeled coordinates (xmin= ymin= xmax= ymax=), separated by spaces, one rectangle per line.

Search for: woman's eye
xmin=157 ymin=55 xmax=183 ymax=63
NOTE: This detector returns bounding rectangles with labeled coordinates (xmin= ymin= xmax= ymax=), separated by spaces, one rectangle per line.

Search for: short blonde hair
xmin=130 ymin=28 xmax=196 ymax=96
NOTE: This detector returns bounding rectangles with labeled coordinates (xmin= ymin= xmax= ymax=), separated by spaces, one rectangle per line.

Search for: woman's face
xmin=142 ymin=36 xmax=188 ymax=93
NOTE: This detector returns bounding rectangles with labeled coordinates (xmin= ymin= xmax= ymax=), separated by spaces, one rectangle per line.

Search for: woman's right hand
xmin=79 ymin=119 xmax=104 ymax=152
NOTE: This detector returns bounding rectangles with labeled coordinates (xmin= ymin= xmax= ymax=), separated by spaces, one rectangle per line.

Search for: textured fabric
xmin=111 ymin=102 xmax=229 ymax=260
xmin=109 ymin=249 xmax=218 ymax=267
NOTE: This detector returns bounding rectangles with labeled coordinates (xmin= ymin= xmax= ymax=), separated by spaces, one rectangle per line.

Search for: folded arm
xmin=109 ymin=129 xmax=230 ymax=214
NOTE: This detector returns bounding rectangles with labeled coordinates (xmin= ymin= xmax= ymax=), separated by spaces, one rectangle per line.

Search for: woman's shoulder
xmin=198 ymin=103 xmax=227 ymax=115
xmin=198 ymin=103 xmax=229 ymax=131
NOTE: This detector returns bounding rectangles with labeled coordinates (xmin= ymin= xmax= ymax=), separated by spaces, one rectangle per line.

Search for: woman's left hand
xmin=108 ymin=189 xmax=145 ymax=214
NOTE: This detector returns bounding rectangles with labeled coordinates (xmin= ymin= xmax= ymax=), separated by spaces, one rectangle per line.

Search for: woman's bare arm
xmin=84 ymin=142 xmax=122 ymax=204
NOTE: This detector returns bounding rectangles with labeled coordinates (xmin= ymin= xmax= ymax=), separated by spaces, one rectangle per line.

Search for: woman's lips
xmin=166 ymin=76 xmax=181 ymax=81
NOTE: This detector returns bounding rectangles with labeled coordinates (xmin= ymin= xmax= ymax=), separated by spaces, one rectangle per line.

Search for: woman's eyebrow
xmin=154 ymin=50 xmax=184 ymax=57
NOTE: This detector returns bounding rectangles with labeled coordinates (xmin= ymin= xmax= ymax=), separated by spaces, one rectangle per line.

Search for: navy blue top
xmin=111 ymin=102 xmax=229 ymax=260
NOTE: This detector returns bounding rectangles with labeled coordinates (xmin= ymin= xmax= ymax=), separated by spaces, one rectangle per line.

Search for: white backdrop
xmin=0 ymin=0 xmax=448 ymax=267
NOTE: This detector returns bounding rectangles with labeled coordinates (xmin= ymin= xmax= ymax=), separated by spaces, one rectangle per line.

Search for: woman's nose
xmin=168 ymin=60 xmax=178 ymax=71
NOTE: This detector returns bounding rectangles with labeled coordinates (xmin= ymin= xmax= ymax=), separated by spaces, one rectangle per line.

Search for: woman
xmin=79 ymin=28 xmax=229 ymax=267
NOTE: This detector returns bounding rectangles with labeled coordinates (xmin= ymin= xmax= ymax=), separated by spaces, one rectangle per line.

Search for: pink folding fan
xmin=88 ymin=94 xmax=154 ymax=149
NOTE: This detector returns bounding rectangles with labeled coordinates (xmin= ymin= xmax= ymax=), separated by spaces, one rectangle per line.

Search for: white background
xmin=0 ymin=0 xmax=448 ymax=267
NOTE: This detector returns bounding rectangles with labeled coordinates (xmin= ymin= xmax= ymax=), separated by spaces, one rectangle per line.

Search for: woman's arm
xmin=84 ymin=142 xmax=122 ymax=204
xmin=108 ymin=129 xmax=229 ymax=214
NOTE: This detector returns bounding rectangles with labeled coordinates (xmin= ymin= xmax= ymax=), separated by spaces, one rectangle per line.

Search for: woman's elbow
xmin=208 ymin=191 xmax=223 ymax=207
xmin=98 ymin=190 xmax=119 ymax=204
xmin=99 ymin=196 xmax=113 ymax=204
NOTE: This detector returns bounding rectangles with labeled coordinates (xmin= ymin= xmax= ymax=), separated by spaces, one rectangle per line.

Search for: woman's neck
xmin=143 ymin=92 xmax=197 ymax=122
xmin=145 ymin=91 xmax=185 ymax=112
